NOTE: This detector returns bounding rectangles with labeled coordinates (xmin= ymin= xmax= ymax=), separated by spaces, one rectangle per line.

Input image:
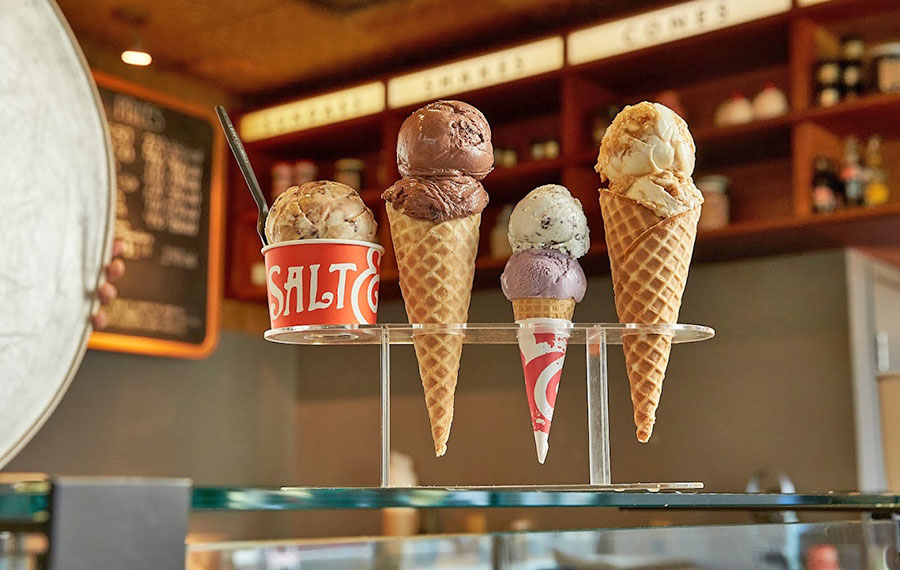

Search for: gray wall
xmin=4 ymin=331 xmax=301 ymax=540
xmin=291 ymin=249 xmax=857 ymax=535
xmin=3 ymin=250 xmax=858 ymax=539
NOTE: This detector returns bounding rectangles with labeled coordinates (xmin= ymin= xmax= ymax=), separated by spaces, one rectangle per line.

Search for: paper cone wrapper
xmin=598 ymin=190 xmax=700 ymax=443
xmin=516 ymin=317 xmax=572 ymax=463
xmin=385 ymin=205 xmax=480 ymax=457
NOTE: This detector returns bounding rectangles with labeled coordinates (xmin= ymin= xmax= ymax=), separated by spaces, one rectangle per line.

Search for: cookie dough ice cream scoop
xmin=265 ymin=180 xmax=377 ymax=244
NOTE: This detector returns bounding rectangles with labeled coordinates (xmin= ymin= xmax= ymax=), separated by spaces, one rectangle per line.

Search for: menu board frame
xmin=88 ymin=71 xmax=224 ymax=359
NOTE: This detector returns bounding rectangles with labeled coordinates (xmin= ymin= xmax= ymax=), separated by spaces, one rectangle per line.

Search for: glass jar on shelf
xmin=271 ymin=161 xmax=293 ymax=201
xmin=871 ymin=42 xmax=900 ymax=93
xmin=334 ymin=158 xmax=365 ymax=190
xmin=696 ymin=175 xmax=730 ymax=230
xmin=292 ymin=159 xmax=317 ymax=186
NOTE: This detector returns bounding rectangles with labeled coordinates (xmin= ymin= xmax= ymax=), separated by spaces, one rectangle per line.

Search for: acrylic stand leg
xmin=586 ymin=326 xmax=611 ymax=486
xmin=380 ymin=328 xmax=391 ymax=488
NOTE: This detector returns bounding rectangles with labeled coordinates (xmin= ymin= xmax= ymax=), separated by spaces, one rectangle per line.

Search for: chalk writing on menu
xmin=98 ymin=86 xmax=213 ymax=345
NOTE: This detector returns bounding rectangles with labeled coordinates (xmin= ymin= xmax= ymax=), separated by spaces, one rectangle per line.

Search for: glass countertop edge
xmin=6 ymin=484 xmax=900 ymax=518
xmin=188 ymin=487 xmax=900 ymax=512
xmin=0 ymin=483 xmax=51 ymax=524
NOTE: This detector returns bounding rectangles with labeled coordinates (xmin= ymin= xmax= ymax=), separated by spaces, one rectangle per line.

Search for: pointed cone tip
xmin=534 ymin=431 xmax=549 ymax=464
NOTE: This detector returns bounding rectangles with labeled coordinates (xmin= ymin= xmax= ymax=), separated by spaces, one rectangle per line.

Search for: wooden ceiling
xmin=57 ymin=0 xmax=666 ymax=98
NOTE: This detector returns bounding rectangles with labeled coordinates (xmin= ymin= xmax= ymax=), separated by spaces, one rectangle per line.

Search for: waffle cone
xmin=385 ymin=205 xmax=481 ymax=456
xmin=512 ymin=298 xmax=576 ymax=321
xmin=598 ymin=190 xmax=700 ymax=443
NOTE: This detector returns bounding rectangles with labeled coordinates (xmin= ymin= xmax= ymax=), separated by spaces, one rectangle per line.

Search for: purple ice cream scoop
xmin=501 ymin=249 xmax=587 ymax=302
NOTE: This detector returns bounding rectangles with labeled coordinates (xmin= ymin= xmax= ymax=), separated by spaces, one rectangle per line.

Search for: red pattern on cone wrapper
xmin=516 ymin=318 xmax=571 ymax=464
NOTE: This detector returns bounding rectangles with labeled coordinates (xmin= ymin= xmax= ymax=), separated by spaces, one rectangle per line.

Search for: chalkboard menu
xmin=89 ymin=72 xmax=223 ymax=359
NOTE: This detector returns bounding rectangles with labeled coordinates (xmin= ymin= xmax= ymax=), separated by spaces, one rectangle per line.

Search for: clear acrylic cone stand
xmin=266 ymin=323 xmax=714 ymax=491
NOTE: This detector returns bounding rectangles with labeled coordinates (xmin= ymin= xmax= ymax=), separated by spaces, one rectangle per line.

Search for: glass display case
xmin=2 ymin=324 xmax=897 ymax=569
xmin=187 ymin=519 xmax=899 ymax=570
xmin=3 ymin=481 xmax=900 ymax=569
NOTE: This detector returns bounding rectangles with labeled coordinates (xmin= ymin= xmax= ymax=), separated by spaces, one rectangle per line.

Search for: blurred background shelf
xmin=224 ymin=0 xmax=900 ymax=307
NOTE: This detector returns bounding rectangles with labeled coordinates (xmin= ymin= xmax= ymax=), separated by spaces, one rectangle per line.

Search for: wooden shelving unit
xmin=226 ymin=0 xmax=900 ymax=302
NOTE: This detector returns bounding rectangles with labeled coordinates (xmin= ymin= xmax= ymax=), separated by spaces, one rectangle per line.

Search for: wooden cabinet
xmin=226 ymin=0 xmax=900 ymax=301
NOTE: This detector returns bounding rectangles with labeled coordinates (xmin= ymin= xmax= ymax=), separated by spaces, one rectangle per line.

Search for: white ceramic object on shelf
xmin=752 ymin=83 xmax=789 ymax=119
xmin=715 ymin=93 xmax=754 ymax=127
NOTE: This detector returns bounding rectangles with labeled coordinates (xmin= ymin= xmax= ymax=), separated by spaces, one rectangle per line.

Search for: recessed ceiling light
xmin=121 ymin=49 xmax=151 ymax=66
xmin=112 ymin=6 xmax=151 ymax=67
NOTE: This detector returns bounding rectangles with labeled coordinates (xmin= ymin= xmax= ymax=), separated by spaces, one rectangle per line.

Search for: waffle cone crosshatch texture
xmin=384 ymin=206 xmax=481 ymax=458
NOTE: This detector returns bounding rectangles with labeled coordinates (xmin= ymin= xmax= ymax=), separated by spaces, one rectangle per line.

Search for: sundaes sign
xmin=263 ymin=240 xmax=382 ymax=328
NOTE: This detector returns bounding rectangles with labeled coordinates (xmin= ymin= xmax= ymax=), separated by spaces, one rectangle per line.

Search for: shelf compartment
xmin=697 ymin=157 xmax=794 ymax=224
xmin=801 ymin=92 xmax=900 ymax=137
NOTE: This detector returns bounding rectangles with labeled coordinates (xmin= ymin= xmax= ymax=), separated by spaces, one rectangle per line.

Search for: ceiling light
xmin=121 ymin=49 xmax=151 ymax=66
xmin=112 ymin=6 xmax=151 ymax=67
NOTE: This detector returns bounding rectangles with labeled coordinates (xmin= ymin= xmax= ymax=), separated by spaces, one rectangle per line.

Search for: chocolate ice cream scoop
xmin=382 ymin=175 xmax=488 ymax=223
xmin=265 ymin=180 xmax=378 ymax=243
xmin=397 ymin=100 xmax=494 ymax=180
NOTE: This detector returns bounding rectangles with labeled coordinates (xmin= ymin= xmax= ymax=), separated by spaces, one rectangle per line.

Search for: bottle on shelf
xmin=293 ymin=159 xmax=317 ymax=186
xmin=840 ymin=35 xmax=865 ymax=100
xmin=494 ymin=147 xmax=517 ymax=168
xmin=696 ymin=175 xmax=730 ymax=230
xmin=812 ymin=156 xmax=840 ymax=215
xmin=815 ymin=60 xmax=842 ymax=107
xmin=864 ymin=135 xmax=890 ymax=207
xmin=271 ymin=161 xmax=293 ymax=201
xmin=543 ymin=139 xmax=560 ymax=160
xmin=840 ymin=136 xmax=865 ymax=208
xmin=335 ymin=158 xmax=365 ymax=190
xmin=490 ymin=204 xmax=514 ymax=258
xmin=591 ymin=104 xmax=621 ymax=145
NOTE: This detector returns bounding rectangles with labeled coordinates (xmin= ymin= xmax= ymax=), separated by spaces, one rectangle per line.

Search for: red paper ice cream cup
xmin=262 ymin=239 xmax=384 ymax=329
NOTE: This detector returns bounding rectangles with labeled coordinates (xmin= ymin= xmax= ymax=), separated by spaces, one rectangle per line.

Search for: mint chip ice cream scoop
xmin=507 ymin=184 xmax=589 ymax=259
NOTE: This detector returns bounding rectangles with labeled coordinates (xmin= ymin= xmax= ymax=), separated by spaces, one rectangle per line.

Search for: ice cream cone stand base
xmin=266 ymin=322 xmax=713 ymax=489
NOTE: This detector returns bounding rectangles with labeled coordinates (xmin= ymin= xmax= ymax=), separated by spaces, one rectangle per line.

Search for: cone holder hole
xmin=265 ymin=323 xmax=714 ymax=489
